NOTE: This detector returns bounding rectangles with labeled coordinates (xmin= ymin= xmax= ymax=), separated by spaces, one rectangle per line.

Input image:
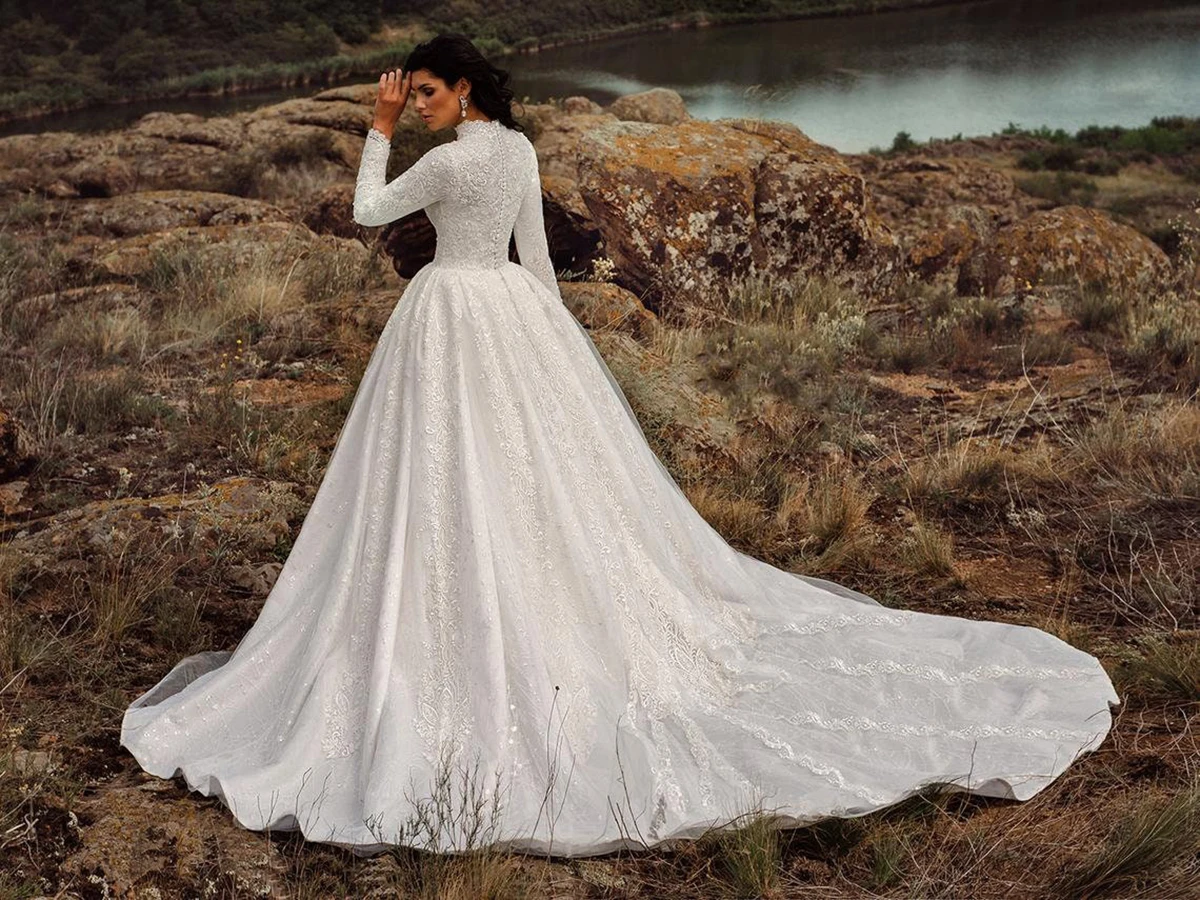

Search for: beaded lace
xmin=353 ymin=119 xmax=561 ymax=299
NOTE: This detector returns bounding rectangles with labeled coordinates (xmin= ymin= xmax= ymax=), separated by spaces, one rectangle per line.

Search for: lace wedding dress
xmin=121 ymin=117 xmax=1120 ymax=857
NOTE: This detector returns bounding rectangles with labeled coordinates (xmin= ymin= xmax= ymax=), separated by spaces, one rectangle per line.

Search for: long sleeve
xmin=513 ymin=161 xmax=561 ymax=300
xmin=352 ymin=128 xmax=453 ymax=227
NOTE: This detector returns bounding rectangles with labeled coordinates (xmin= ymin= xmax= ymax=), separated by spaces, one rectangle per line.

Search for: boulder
xmin=607 ymin=88 xmax=691 ymax=125
xmin=846 ymin=154 xmax=1034 ymax=283
xmin=531 ymin=111 xmax=620 ymax=181
xmin=0 ymin=106 xmax=356 ymax=199
xmin=562 ymin=95 xmax=604 ymax=115
xmin=906 ymin=212 xmax=988 ymax=279
xmin=958 ymin=205 xmax=1171 ymax=296
xmin=63 ymin=154 xmax=138 ymax=197
xmin=572 ymin=117 xmax=897 ymax=317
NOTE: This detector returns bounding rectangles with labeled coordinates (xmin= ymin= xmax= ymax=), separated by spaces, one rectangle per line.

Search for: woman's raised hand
xmin=372 ymin=68 xmax=410 ymax=139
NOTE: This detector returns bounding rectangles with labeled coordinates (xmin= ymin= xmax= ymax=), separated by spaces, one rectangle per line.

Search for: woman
xmin=121 ymin=33 xmax=1120 ymax=858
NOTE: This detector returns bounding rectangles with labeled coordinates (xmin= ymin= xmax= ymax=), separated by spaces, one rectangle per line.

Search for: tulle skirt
xmin=121 ymin=260 xmax=1120 ymax=857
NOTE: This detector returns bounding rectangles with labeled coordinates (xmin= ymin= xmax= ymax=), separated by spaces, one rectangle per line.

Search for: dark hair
xmin=404 ymin=33 xmax=524 ymax=132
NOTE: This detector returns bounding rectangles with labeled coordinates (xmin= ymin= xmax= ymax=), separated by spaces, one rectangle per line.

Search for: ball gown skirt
xmin=120 ymin=256 xmax=1120 ymax=858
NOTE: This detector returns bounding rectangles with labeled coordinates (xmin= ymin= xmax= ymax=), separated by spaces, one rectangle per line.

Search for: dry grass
xmin=363 ymin=748 xmax=537 ymax=899
xmin=139 ymin=236 xmax=378 ymax=359
xmin=902 ymin=437 xmax=1017 ymax=505
xmin=0 ymin=543 xmax=59 ymax=696
xmin=1129 ymin=290 xmax=1200 ymax=388
xmin=4 ymin=358 xmax=172 ymax=466
xmin=647 ymin=321 xmax=708 ymax=368
xmin=1052 ymin=778 xmax=1200 ymax=899
xmin=699 ymin=272 xmax=872 ymax=405
xmin=692 ymin=804 xmax=788 ymax=898
xmin=1067 ymin=282 xmax=1133 ymax=333
xmin=75 ymin=537 xmax=188 ymax=652
xmin=899 ymin=517 xmax=959 ymax=579
xmin=779 ymin=464 xmax=876 ymax=556
xmin=1065 ymin=398 xmax=1200 ymax=498
xmin=1119 ymin=632 xmax=1200 ymax=703
xmin=684 ymin=481 xmax=772 ymax=549
xmin=43 ymin=304 xmax=152 ymax=365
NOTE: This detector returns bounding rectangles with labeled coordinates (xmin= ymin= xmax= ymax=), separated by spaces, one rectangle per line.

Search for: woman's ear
xmin=455 ymin=76 xmax=472 ymax=97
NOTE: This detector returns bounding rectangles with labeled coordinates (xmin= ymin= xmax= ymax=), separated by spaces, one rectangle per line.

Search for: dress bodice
xmin=352 ymin=117 xmax=560 ymax=299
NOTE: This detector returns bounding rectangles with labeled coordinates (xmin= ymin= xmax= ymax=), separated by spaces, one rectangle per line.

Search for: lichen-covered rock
xmin=66 ymin=191 xmax=288 ymax=238
xmin=860 ymin=155 xmax=1020 ymax=214
xmin=847 ymin=155 xmax=1034 ymax=283
xmin=60 ymin=777 xmax=286 ymax=899
xmin=6 ymin=476 xmax=309 ymax=581
xmin=63 ymin=153 xmax=138 ymax=198
xmin=959 ymin=205 xmax=1171 ymax=296
xmin=531 ymin=111 xmax=620 ymax=181
xmin=0 ymin=106 xmax=356 ymax=199
xmin=573 ymin=118 xmax=897 ymax=317
xmin=907 ymin=215 xmax=986 ymax=279
xmin=561 ymin=281 xmax=657 ymax=338
xmin=607 ymin=88 xmax=691 ymax=125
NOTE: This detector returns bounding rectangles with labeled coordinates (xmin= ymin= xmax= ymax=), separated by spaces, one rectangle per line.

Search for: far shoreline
xmin=0 ymin=0 xmax=982 ymax=129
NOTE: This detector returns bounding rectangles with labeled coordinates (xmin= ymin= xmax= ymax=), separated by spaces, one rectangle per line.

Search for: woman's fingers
xmin=377 ymin=68 xmax=407 ymax=101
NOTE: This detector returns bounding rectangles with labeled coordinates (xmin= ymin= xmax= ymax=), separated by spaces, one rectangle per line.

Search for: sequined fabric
xmin=120 ymin=117 xmax=1120 ymax=858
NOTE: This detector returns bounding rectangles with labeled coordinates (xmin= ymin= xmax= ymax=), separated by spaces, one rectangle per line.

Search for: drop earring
xmin=459 ymin=94 xmax=468 ymax=118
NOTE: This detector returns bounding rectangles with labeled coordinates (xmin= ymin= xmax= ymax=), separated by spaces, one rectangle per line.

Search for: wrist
xmin=371 ymin=120 xmax=395 ymax=140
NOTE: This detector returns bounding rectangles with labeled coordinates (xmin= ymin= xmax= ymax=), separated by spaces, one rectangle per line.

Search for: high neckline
xmin=455 ymin=117 xmax=503 ymax=136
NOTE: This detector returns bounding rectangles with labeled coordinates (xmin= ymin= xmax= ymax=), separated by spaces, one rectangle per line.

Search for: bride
xmin=121 ymin=33 xmax=1120 ymax=858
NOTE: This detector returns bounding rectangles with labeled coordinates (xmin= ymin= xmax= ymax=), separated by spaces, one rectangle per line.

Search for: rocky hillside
xmin=1 ymin=88 xmax=1198 ymax=898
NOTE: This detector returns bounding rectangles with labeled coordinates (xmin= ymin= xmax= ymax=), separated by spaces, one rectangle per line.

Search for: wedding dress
xmin=121 ymin=116 xmax=1120 ymax=858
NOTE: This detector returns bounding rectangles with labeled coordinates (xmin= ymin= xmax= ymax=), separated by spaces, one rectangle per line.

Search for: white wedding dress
xmin=121 ymin=117 xmax=1120 ymax=858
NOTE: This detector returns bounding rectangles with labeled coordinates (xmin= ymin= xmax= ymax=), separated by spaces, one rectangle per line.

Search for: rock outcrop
xmin=66 ymin=191 xmax=289 ymax=237
xmin=1 ymin=84 xmax=1178 ymax=327
xmin=606 ymin=87 xmax=691 ymax=125
xmin=958 ymin=204 xmax=1171 ymax=296
xmin=567 ymin=117 xmax=897 ymax=318
xmin=6 ymin=476 xmax=309 ymax=581
xmin=0 ymin=94 xmax=370 ymax=200
xmin=847 ymin=154 xmax=1034 ymax=282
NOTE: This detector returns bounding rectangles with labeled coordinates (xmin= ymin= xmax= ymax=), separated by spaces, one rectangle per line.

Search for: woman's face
xmin=407 ymin=68 xmax=468 ymax=131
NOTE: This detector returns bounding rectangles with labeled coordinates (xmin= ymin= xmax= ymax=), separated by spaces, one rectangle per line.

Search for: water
xmin=503 ymin=0 xmax=1200 ymax=151
xmin=4 ymin=0 xmax=1198 ymax=152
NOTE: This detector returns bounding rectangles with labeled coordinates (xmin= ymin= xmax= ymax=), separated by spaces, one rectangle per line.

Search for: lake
xmin=503 ymin=0 xmax=1200 ymax=152
xmin=4 ymin=0 xmax=1198 ymax=152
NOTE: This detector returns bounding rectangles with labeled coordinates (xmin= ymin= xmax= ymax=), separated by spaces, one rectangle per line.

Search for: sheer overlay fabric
xmin=120 ymin=117 xmax=1120 ymax=857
